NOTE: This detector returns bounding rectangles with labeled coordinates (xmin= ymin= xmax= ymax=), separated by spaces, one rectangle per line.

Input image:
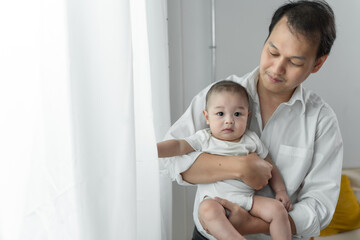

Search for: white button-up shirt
xmin=160 ymin=67 xmax=343 ymax=239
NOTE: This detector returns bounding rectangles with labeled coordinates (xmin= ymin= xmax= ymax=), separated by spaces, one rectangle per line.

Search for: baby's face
xmin=203 ymin=91 xmax=249 ymax=142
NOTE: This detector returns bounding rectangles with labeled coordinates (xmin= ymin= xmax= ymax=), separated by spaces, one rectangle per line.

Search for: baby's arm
xmin=157 ymin=139 xmax=194 ymax=158
xmin=264 ymin=155 xmax=293 ymax=211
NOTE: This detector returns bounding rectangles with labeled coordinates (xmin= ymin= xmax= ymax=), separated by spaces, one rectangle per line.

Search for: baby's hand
xmin=275 ymin=190 xmax=293 ymax=211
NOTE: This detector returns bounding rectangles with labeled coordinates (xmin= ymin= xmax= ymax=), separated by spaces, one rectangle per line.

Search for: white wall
xmin=168 ymin=1 xmax=360 ymax=239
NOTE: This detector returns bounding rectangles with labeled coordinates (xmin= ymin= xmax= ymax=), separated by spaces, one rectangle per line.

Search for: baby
xmin=158 ymin=80 xmax=292 ymax=240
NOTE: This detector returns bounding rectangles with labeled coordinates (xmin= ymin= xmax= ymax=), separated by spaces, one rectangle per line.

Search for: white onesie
xmin=185 ymin=128 xmax=268 ymax=240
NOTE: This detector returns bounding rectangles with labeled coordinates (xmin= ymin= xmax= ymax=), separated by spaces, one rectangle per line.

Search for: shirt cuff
xmin=289 ymin=201 xmax=320 ymax=238
xmin=159 ymin=151 xmax=201 ymax=186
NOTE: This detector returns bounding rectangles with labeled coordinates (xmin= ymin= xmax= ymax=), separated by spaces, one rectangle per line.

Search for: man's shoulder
xmin=303 ymin=88 xmax=324 ymax=105
xmin=302 ymin=88 xmax=338 ymax=118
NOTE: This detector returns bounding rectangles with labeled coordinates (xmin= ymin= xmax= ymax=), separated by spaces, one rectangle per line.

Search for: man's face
xmin=259 ymin=17 xmax=325 ymax=99
xmin=203 ymin=91 xmax=249 ymax=142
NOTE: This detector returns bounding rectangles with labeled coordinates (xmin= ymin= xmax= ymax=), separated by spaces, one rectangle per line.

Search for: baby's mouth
xmin=223 ymin=128 xmax=234 ymax=133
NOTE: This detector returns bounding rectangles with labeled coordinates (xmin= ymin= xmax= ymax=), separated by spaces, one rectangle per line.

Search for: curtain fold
xmin=67 ymin=0 xmax=166 ymax=239
xmin=145 ymin=0 xmax=173 ymax=239
xmin=0 ymin=0 xmax=170 ymax=239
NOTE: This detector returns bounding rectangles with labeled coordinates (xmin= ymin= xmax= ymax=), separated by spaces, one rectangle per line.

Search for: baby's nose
xmin=225 ymin=117 xmax=234 ymax=124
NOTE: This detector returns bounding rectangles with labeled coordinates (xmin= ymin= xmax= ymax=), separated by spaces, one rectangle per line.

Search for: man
xmin=161 ymin=1 xmax=343 ymax=239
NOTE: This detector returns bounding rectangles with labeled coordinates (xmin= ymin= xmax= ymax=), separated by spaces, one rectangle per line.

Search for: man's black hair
xmin=267 ymin=0 xmax=336 ymax=59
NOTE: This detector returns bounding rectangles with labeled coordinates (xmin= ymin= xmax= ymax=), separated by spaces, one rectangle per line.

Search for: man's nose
xmin=273 ymin=58 xmax=286 ymax=75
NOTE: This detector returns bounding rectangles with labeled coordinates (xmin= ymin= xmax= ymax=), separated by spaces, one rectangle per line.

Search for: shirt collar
xmin=285 ymin=85 xmax=306 ymax=114
xmin=245 ymin=66 xmax=306 ymax=114
xmin=243 ymin=67 xmax=260 ymax=104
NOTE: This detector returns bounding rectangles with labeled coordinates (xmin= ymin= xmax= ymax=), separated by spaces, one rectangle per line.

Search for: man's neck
xmin=256 ymin=80 xmax=293 ymax=128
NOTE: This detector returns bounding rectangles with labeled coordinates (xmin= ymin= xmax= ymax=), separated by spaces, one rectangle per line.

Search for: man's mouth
xmin=267 ymin=72 xmax=284 ymax=83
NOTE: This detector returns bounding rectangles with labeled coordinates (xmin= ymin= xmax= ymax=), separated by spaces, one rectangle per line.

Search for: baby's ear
xmin=203 ymin=110 xmax=210 ymax=125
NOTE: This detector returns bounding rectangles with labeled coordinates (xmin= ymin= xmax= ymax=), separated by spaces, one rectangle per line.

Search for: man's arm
xmin=181 ymin=152 xmax=273 ymax=190
xmin=288 ymin=107 xmax=343 ymax=238
xmin=157 ymin=139 xmax=194 ymax=158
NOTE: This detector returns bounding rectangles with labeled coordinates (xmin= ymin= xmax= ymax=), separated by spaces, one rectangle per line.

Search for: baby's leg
xmin=249 ymin=195 xmax=291 ymax=240
xmin=198 ymin=198 xmax=245 ymax=240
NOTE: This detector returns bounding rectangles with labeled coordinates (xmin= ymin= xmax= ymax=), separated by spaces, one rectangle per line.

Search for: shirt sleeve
xmin=184 ymin=129 xmax=211 ymax=151
xmin=289 ymin=104 xmax=343 ymax=238
xmin=159 ymin=85 xmax=211 ymax=185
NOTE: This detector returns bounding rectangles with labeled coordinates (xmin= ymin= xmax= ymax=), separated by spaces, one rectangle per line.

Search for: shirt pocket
xmin=275 ymin=145 xmax=313 ymax=194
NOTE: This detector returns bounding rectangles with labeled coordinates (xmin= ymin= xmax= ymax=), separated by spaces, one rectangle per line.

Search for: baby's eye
xmin=216 ymin=112 xmax=224 ymax=116
xmin=234 ymin=112 xmax=241 ymax=117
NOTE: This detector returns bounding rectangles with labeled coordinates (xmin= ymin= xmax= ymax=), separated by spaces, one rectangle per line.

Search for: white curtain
xmin=0 ymin=0 xmax=171 ymax=239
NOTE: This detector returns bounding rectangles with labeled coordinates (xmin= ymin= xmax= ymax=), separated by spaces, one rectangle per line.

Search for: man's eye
xmin=234 ymin=112 xmax=240 ymax=117
xmin=216 ymin=112 xmax=224 ymax=116
xmin=269 ymin=51 xmax=278 ymax=56
xmin=289 ymin=60 xmax=303 ymax=67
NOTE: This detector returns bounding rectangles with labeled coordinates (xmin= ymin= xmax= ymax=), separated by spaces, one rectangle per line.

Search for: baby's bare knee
xmin=198 ymin=198 xmax=225 ymax=222
xmin=271 ymin=200 xmax=288 ymax=220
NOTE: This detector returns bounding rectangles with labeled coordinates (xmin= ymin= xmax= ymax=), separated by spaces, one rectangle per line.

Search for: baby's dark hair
xmin=205 ymin=80 xmax=249 ymax=110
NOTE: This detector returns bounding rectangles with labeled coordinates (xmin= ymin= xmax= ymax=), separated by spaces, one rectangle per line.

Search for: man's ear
xmin=312 ymin=55 xmax=328 ymax=73
xmin=203 ymin=110 xmax=210 ymax=125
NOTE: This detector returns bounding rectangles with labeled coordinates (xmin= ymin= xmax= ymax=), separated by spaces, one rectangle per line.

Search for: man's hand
xmin=239 ymin=153 xmax=273 ymax=190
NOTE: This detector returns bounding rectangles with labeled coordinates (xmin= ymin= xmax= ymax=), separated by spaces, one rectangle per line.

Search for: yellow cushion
xmin=320 ymin=174 xmax=360 ymax=236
